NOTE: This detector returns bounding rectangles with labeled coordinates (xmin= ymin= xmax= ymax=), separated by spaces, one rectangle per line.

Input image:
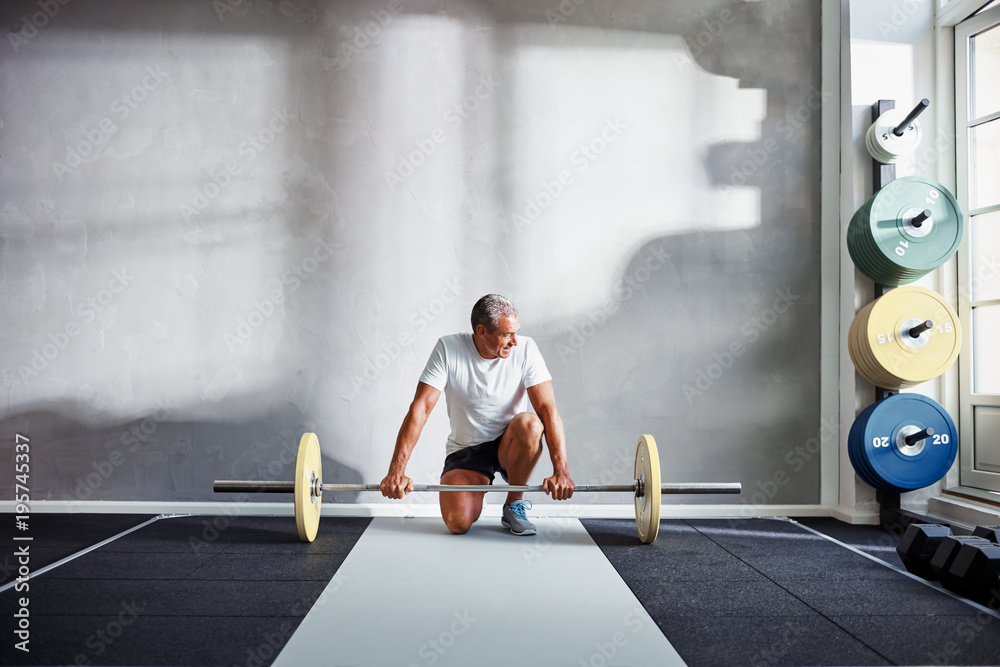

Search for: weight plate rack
xmin=847 ymin=98 xmax=964 ymax=510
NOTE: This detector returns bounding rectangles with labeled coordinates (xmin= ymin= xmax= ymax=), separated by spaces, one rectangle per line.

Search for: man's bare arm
xmin=381 ymin=382 xmax=442 ymax=499
xmin=527 ymin=380 xmax=575 ymax=500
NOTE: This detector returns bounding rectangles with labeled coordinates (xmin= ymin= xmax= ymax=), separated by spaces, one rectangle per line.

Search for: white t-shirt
xmin=419 ymin=333 xmax=552 ymax=455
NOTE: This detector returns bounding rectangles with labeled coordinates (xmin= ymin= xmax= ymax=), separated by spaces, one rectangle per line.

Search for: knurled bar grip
xmin=212 ymin=481 xmax=742 ymax=494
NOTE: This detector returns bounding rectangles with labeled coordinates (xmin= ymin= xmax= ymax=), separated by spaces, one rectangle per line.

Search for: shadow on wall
xmin=0 ymin=0 xmax=348 ymax=502
xmin=0 ymin=407 xmax=362 ymax=503
xmin=487 ymin=0 xmax=823 ymax=504
xmin=0 ymin=0 xmax=822 ymax=505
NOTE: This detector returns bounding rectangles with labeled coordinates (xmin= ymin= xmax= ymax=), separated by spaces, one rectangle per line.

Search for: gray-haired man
xmin=380 ymin=294 xmax=575 ymax=535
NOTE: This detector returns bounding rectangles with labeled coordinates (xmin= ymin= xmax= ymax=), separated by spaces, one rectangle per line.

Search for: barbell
xmin=213 ymin=433 xmax=743 ymax=544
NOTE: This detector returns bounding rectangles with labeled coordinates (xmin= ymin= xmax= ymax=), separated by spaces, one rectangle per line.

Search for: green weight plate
xmin=848 ymin=178 xmax=964 ymax=287
xmin=847 ymin=224 xmax=875 ymax=277
xmin=849 ymin=201 xmax=916 ymax=286
xmin=868 ymin=177 xmax=964 ymax=273
xmin=849 ymin=221 xmax=894 ymax=285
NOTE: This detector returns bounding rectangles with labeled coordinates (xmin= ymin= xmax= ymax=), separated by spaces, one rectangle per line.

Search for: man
xmin=380 ymin=294 xmax=575 ymax=536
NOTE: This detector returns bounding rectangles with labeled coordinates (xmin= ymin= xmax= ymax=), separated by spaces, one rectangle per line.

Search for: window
xmin=956 ymin=5 xmax=1000 ymax=493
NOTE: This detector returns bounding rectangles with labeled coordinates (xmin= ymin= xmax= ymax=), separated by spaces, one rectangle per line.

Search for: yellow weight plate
xmin=634 ymin=434 xmax=661 ymax=544
xmin=865 ymin=287 xmax=961 ymax=387
xmin=849 ymin=287 xmax=962 ymax=389
xmin=849 ymin=301 xmax=892 ymax=387
xmin=856 ymin=301 xmax=901 ymax=388
xmin=294 ymin=432 xmax=322 ymax=542
xmin=848 ymin=303 xmax=870 ymax=377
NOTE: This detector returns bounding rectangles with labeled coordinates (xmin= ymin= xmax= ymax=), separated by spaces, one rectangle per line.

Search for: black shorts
xmin=441 ymin=433 xmax=509 ymax=484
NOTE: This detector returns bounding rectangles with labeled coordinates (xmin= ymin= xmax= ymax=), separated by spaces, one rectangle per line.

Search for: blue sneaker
xmin=501 ymin=500 xmax=536 ymax=536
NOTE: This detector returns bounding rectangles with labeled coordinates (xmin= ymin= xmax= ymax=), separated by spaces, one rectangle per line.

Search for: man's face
xmin=479 ymin=315 xmax=520 ymax=360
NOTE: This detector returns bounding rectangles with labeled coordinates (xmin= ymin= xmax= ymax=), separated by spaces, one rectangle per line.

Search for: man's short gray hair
xmin=471 ymin=294 xmax=518 ymax=333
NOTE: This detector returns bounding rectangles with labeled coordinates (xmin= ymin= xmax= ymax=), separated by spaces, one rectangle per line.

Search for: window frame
xmin=955 ymin=5 xmax=1000 ymax=494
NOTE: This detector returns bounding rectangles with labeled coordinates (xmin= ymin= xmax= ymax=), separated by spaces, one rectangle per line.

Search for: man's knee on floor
xmin=444 ymin=513 xmax=476 ymax=535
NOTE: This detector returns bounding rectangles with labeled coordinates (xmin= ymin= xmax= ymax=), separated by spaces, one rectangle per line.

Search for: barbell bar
xmin=211 ymin=481 xmax=741 ymax=495
xmin=213 ymin=433 xmax=742 ymax=545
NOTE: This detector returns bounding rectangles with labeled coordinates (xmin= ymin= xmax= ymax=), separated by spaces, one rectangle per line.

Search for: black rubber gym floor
xmin=585 ymin=517 xmax=1000 ymax=666
xmin=0 ymin=514 xmax=370 ymax=666
xmin=1 ymin=514 xmax=997 ymax=666
xmin=0 ymin=513 xmax=153 ymax=586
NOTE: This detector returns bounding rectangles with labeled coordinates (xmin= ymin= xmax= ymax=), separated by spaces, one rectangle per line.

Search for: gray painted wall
xmin=0 ymin=0 xmax=823 ymax=506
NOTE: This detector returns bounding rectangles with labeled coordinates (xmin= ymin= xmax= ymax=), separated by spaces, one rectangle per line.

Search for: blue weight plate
xmin=857 ymin=394 xmax=958 ymax=491
xmin=848 ymin=402 xmax=884 ymax=488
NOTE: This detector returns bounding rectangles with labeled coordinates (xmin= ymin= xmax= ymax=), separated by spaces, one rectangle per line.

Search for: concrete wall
xmin=0 ymin=0 xmax=824 ymax=507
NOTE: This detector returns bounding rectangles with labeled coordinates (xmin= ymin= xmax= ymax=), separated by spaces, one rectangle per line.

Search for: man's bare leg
xmin=497 ymin=412 xmax=544 ymax=507
xmin=439 ymin=468 xmax=490 ymax=534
